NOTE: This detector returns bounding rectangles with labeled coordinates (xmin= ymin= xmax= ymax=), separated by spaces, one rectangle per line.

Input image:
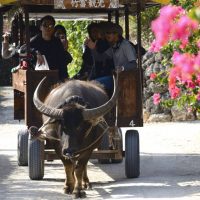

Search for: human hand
xmin=36 ymin=53 xmax=45 ymax=65
xmin=65 ymin=39 xmax=69 ymax=50
xmin=115 ymin=66 xmax=124 ymax=73
xmin=85 ymin=38 xmax=96 ymax=49
xmin=3 ymin=32 xmax=10 ymax=43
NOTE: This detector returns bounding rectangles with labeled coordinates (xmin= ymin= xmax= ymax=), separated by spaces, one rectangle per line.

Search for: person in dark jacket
xmin=54 ymin=24 xmax=73 ymax=72
xmin=78 ymin=22 xmax=114 ymax=93
xmin=21 ymin=15 xmax=68 ymax=80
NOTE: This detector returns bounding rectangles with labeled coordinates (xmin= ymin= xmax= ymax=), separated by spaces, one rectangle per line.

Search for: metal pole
xmin=19 ymin=12 xmax=24 ymax=46
xmin=13 ymin=15 xmax=19 ymax=46
xmin=125 ymin=5 xmax=129 ymax=40
xmin=136 ymin=0 xmax=143 ymax=127
xmin=115 ymin=10 xmax=119 ymax=25
xmin=108 ymin=11 xmax=112 ymax=22
xmin=24 ymin=6 xmax=30 ymax=54
xmin=0 ymin=12 xmax=3 ymax=59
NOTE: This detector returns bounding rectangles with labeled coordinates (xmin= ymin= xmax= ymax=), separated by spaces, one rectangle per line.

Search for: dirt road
xmin=1 ymin=87 xmax=200 ymax=200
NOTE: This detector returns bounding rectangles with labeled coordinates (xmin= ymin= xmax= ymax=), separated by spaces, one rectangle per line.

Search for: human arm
xmin=115 ymin=60 xmax=137 ymax=73
xmin=56 ymin=39 xmax=69 ymax=80
xmin=2 ymin=33 xmax=14 ymax=59
xmin=116 ymin=41 xmax=137 ymax=73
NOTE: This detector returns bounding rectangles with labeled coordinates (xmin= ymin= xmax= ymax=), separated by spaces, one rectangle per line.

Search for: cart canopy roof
xmin=0 ymin=0 xmax=169 ymax=8
xmin=0 ymin=0 xmax=168 ymax=19
xmin=0 ymin=0 xmax=169 ymax=6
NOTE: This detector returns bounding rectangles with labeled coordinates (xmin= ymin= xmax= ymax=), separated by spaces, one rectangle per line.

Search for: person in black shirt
xmin=54 ymin=24 xmax=73 ymax=72
xmin=21 ymin=15 xmax=68 ymax=80
xmin=78 ymin=22 xmax=114 ymax=86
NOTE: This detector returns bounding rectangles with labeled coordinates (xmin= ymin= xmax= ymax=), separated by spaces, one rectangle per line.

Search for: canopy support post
xmin=125 ymin=5 xmax=129 ymax=40
xmin=0 ymin=13 xmax=3 ymax=58
xmin=24 ymin=6 xmax=30 ymax=54
xmin=136 ymin=0 xmax=143 ymax=127
xmin=108 ymin=10 xmax=112 ymax=22
xmin=115 ymin=10 xmax=119 ymax=24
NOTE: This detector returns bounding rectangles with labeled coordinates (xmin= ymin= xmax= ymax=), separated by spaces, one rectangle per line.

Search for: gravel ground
xmin=1 ymin=87 xmax=200 ymax=200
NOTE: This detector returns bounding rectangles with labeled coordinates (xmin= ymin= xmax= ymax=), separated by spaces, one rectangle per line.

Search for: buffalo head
xmin=33 ymin=77 xmax=118 ymax=159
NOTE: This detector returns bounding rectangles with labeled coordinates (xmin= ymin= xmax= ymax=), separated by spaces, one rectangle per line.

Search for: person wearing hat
xmin=105 ymin=23 xmax=137 ymax=73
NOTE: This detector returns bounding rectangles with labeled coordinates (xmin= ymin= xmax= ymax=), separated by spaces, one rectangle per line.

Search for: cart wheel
xmin=17 ymin=129 xmax=28 ymax=166
xmin=125 ymin=130 xmax=140 ymax=178
xmin=98 ymin=130 xmax=110 ymax=164
xmin=111 ymin=128 xmax=123 ymax=163
xmin=28 ymin=137 xmax=44 ymax=180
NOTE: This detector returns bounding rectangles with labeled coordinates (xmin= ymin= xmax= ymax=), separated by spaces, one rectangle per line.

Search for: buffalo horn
xmin=33 ymin=77 xmax=63 ymax=119
xmin=82 ymin=75 xmax=119 ymax=120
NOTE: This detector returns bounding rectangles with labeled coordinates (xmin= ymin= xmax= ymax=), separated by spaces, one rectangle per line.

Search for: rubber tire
xmin=125 ymin=130 xmax=140 ymax=178
xmin=28 ymin=138 xmax=44 ymax=180
xmin=17 ymin=129 xmax=28 ymax=166
xmin=111 ymin=128 xmax=123 ymax=163
xmin=98 ymin=130 xmax=110 ymax=164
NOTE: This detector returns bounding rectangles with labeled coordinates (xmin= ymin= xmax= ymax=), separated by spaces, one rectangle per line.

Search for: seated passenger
xmin=54 ymin=24 xmax=73 ymax=75
xmin=78 ymin=22 xmax=114 ymax=95
xmin=77 ymin=22 xmax=99 ymax=80
xmin=21 ymin=15 xmax=68 ymax=81
xmin=105 ymin=23 xmax=137 ymax=73
xmin=2 ymin=21 xmax=25 ymax=59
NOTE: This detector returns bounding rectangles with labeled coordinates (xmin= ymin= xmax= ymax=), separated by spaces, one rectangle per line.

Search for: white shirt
xmin=106 ymin=39 xmax=136 ymax=68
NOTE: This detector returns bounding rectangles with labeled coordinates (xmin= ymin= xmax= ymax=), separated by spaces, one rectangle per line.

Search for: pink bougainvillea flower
xmin=194 ymin=53 xmax=200 ymax=71
xmin=169 ymin=86 xmax=181 ymax=99
xmin=197 ymin=40 xmax=200 ymax=49
xmin=149 ymin=40 xmax=161 ymax=52
xmin=150 ymin=5 xmax=198 ymax=52
xmin=185 ymin=80 xmax=196 ymax=89
xmin=187 ymin=107 xmax=193 ymax=113
xmin=153 ymin=93 xmax=161 ymax=105
xmin=196 ymin=91 xmax=200 ymax=101
xmin=150 ymin=5 xmax=185 ymax=52
xmin=168 ymin=66 xmax=180 ymax=89
xmin=159 ymin=5 xmax=185 ymax=19
xmin=195 ymin=74 xmax=200 ymax=85
xmin=150 ymin=73 xmax=157 ymax=80
xmin=171 ymin=15 xmax=198 ymax=48
xmin=172 ymin=51 xmax=195 ymax=76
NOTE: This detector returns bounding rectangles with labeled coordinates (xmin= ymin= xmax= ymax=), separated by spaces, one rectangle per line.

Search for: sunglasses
xmin=42 ymin=24 xmax=54 ymax=29
xmin=106 ymin=31 xmax=116 ymax=34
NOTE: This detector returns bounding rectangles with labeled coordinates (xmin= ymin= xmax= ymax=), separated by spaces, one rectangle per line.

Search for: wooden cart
xmin=0 ymin=0 xmax=160 ymax=180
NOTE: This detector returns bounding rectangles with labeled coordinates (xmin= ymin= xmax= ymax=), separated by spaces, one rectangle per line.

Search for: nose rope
xmin=34 ymin=116 xmax=109 ymax=161
xmin=63 ymin=119 xmax=109 ymax=160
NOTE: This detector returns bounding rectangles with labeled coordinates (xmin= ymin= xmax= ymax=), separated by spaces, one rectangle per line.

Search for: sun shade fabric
xmin=0 ymin=0 xmax=17 ymax=5
xmin=150 ymin=0 xmax=170 ymax=4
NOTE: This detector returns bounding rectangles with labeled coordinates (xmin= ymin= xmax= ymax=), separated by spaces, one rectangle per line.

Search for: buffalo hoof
xmin=83 ymin=181 xmax=92 ymax=189
xmin=63 ymin=186 xmax=73 ymax=194
xmin=73 ymin=189 xmax=86 ymax=199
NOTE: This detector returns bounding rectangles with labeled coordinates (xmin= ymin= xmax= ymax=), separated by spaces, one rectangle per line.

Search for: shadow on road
xmin=88 ymin=153 xmax=200 ymax=199
xmin=0 ymin=154 xmax=15 ymax=181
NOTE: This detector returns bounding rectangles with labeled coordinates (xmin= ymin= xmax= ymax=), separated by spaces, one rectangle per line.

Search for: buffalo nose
xmin=63 ymin=148 xmax=73 ymax=156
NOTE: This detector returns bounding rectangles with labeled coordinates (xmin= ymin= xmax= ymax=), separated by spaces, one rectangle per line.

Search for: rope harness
xmin=29 ymin=113 xmax=110 ymax=161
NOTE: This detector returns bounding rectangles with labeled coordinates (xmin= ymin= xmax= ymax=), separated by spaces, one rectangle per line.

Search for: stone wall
xmin=142 ymin=51 xmax=196 ymax=122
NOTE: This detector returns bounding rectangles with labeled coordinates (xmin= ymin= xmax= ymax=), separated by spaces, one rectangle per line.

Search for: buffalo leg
xmin=83 ymin=164 xmax=92 ymax=189
xmin=62 ymin=159 xmax=75 ymax=194
xmin=73 ymin=163 xmax=86 ymax=198
xmin=54 ymin=143 xmax=75 ymax=194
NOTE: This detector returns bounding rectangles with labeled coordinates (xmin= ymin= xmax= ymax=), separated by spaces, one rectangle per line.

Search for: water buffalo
xmin=33 ymin=77 xmax=118 ymax=198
